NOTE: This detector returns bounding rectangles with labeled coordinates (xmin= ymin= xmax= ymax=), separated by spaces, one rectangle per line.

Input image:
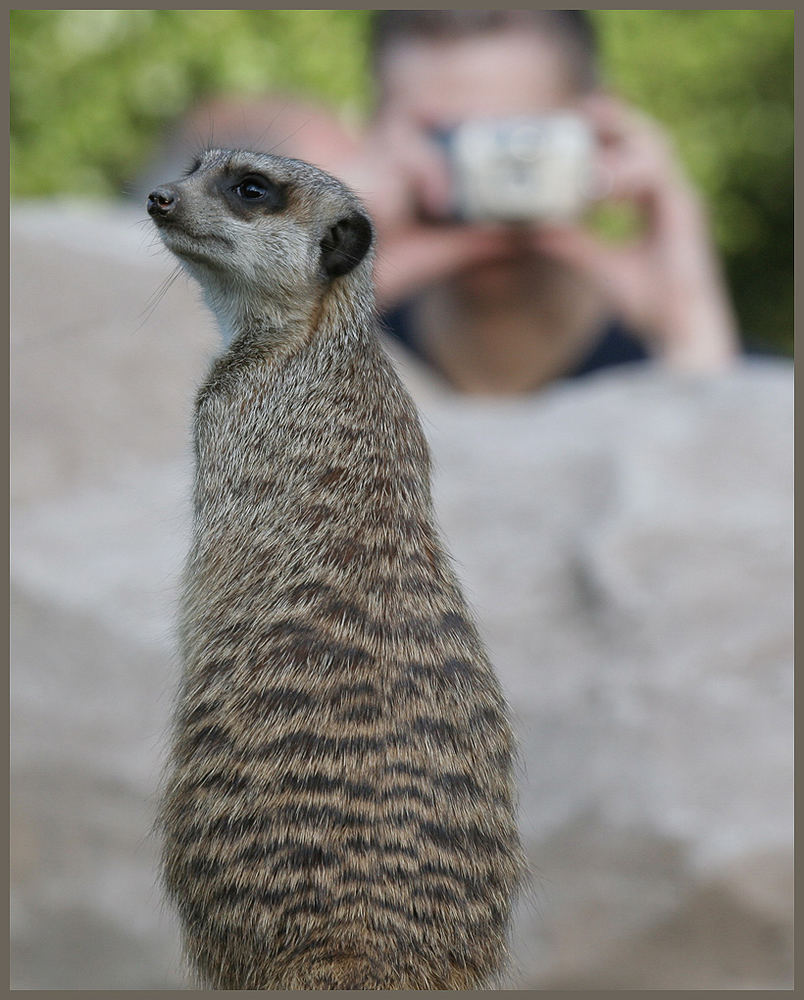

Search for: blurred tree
xmin=10 ymin=9 xmax=792 ymax=354
xmin=10 ymin=11 xmax=372 ymax=197
xmin=591 ymin=10 xmax=793 ymax=355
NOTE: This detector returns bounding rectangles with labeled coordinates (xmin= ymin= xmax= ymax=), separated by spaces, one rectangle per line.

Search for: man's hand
xmin=532 ymin=95 xmax=739 ymax=371
xmin=341 ymin=117 xmax=517 ymax=309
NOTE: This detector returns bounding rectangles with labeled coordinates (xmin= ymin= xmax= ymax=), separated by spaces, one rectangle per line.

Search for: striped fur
xmin=155 ymin=150 xmax=523 ymax=989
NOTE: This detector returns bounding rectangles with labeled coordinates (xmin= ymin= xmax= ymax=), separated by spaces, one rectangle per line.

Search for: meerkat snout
xmin=146 ymin=186 xmax=178 ymax=219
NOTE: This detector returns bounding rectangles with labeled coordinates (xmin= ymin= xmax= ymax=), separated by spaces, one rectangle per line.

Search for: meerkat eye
xmin=234 ymin=176 xmax=270 ymax=200
xmin=229 ymin=174 xmax=287 ymax=211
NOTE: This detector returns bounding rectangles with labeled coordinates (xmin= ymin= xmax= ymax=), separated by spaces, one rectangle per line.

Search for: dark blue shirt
xmin=381 ymin=300 xmax=649 ymax=384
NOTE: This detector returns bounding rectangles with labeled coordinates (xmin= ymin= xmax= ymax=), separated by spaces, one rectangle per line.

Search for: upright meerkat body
xmin=149 ymin=149 xmax=522 ymax=990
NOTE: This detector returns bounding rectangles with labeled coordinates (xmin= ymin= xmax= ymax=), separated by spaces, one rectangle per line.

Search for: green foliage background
xmin=10 ymin=9 xmax=793 ymax=353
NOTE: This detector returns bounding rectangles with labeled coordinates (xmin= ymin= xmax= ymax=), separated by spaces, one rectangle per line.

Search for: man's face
xmin=376 ymin=28 xmax=586 ymax=300
xmin=377 ymin=28 xmax=579 ymax=130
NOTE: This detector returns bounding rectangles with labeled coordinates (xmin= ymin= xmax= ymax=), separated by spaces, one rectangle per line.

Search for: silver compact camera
xmin=434 ymin=114 xmax=595 ymax=223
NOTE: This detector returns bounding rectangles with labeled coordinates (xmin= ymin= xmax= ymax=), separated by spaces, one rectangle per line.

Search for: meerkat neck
xmin=310 ymin=272 xmax=377 ymax=349
xmin=202 ymin=283 xmax=314 ymax=353
xmin=202 ymin=269 xmax=376 ymax=358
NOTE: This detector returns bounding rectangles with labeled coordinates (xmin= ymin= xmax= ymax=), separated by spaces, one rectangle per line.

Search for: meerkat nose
xmin=147 ymin=186 xmax=178 ymax=218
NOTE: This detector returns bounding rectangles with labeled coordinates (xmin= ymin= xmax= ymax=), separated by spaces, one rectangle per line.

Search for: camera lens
xmin=509 ymin=122 xmax=545 ymax=161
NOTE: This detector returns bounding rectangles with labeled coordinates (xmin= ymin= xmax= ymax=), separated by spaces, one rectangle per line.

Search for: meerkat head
xmin=147 ymin=148 xmax=374 ymax=342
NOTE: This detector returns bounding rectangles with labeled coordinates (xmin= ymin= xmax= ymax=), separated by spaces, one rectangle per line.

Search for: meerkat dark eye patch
xmin=234 ymin=177 xmax=269 ymax=200
xmin=320 ymin=213 xmax=373 ymax=278
xmin=228 ymin=174 xmax=287 ymax=213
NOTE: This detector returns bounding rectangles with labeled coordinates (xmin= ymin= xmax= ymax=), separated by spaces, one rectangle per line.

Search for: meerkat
xmin=148 ymin=148 xmax=523 ymax=991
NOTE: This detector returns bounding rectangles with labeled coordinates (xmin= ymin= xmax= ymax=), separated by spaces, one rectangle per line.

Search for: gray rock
xmin=413 ymin=362 xmax=793 ymax=988
xmin=10 ymin=200 xmax=792 ymax=989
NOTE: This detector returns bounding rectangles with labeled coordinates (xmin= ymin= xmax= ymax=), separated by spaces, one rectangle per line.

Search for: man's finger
xmin=530 ymin=224 xmax=616 ymax=278
xmin=375 ymin=225 xmax=515 ymax=306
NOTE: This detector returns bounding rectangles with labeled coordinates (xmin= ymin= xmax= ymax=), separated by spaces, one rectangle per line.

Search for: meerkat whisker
xmin=137 ymin=265 xmax=184 ymax=329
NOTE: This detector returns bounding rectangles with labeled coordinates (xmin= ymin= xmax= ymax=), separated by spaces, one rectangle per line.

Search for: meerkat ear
xmin=320 ymin=212 xmax=373 ymax=278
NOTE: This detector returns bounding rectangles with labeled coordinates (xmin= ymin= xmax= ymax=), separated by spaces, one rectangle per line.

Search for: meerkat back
xmin=149 ymin=149 xmax=523 ymax=990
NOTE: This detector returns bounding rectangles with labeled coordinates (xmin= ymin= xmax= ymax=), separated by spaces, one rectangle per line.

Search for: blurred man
xmin=345 ymin=10 xmax=739 ymax=394
xmin=140 ymin=11 xmax=740 ymax=395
